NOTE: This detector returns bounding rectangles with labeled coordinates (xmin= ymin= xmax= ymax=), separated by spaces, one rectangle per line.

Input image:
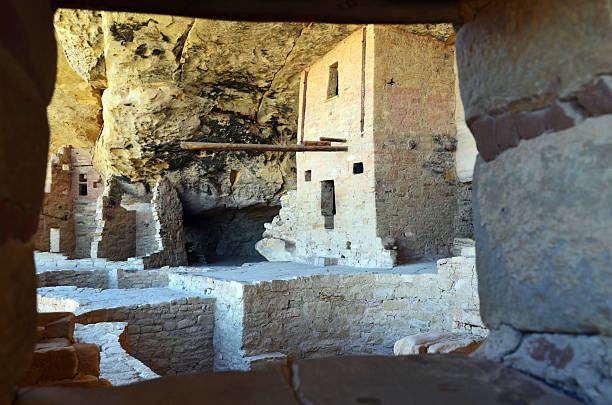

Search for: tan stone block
xmin=43 ymin=373 xmax=111 ymax=388
xmin=74 ymin=343 xmax=100 ymax=377
xmin=39 ymin=313 xmax=75 ymax=341
xmin=20 ymin=344 xmax=78 ymax=385
xmin=35 ymin=338 xmax=71 ymax=351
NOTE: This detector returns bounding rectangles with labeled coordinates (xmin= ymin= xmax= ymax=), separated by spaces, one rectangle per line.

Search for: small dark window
xmin=321 ymin=180 xmax=336 ymax=229
xmin=305 ymin=170 xmax=312 ymax=182
xmin=79 ymin=184 xmax=88 ymax=196
xmin=353 ymin=162 xmax=364 ymax=174
xmin=79 ymin=173 xmax=87 ymax=182
xmin=327 ymin=63 xmax=339 ymax=99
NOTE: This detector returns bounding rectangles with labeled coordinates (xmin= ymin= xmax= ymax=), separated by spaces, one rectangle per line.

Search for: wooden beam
xmin=304 ymin=141 xmax=331 ymax=146
xmin=319 ymin=137 xmax=347 ymax=143
xmin=181 ymin=142 xmax=348 ymax=152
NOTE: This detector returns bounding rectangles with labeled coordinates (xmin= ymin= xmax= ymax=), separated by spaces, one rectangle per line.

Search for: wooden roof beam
xmin=180 ymin=142 xmax=348 ymax=152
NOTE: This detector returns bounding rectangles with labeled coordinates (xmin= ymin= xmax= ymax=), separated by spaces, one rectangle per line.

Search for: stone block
xmin=21 ymin=344 xmax=78 ymax=385
xmin=40 ymin=313 xmax=75 ymax=341
xmin=74 ymin=343 xmax=100 ymax=377
xmin=292 ymin=355 xmax=580 ymax=404
xmin=394 ymin=332 xmax=484 ymax=355
xmin=473 ymin=116 xmax=612 ymax=334
xmin=479 ymin=329 xmax=612 ymax=405
xmin=456 ymin=0 xmax=612 ymax=121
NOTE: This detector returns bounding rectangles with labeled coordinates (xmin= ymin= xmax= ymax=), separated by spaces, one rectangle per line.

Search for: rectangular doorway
xmin=321 ymin=180 xmax=336 ymax=229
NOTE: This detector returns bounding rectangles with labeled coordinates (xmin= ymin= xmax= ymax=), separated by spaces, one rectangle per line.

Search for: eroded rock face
xmin=47 ymin=40 xmax=102 ymax=157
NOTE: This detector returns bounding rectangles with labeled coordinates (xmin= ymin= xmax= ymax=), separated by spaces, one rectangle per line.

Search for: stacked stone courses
xmin=168 ymin=256 xmax=479 ymax=371
xmin=38 ymin=287 xmax=215 ymax=375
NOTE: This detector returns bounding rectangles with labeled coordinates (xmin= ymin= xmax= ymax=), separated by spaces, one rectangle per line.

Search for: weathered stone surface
xmin=256 ymin=190 xmax=297 ymax=261
xmin=292 ymin=355 xmax=581 ymax=404
xmin=169 ymin=257 xmax=478 ymax=371
xmin=74 ymin=322 xmax=158 ymax=386
xmin=141 ymin=178 xmax=188 ymax=268
xmin=473 ymin=116 xmax=612 ymax=335
xmin=47 ymin=42 xmax=102 ymax=157
xmin=0 ymin=0 xmax=56 ymax=399
xmin=24 ymin=344 xmax=78 ymax=384
xmin=38 ymin=287 xmax=215 ymax=376
xmin=456 ymin=0 xmax=612 ymax=121
xmin=43 ymin=374 xmax=111 ymax=388
xmin=475 ymin=326 xmax=612 ymax=405
xmin=245 ymin=352 xmax=288 ymax=371
xmin=53 ymin=9 xmax=106 ymax=88
xmin=394 ymin=332 xmax=484 ymax=355
xmin=90 ymin=177 xmax=136 ymax=261
xmin=41 ymin=314 xmax=75 ymax=341
xmin=255 ymin=238 xmax=296 ymax=262
xmin=74 ymin=343 xmax=100 ymax=377
xmin=16 ymin=366 xmax=298 ymax=405
xmin=503 ymin=333 xmax=612 ymax=405
xmin=471 ymin=324 xmax=523 ymax=364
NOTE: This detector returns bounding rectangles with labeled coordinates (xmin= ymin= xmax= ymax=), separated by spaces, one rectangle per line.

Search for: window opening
xmin=78 ymin=172 xmax=88 ymax=196
xmin=327 ymin=63 xmax=339 ymax=99
xmin=353 ymin=162 xmax=364 ymax=174
xmin=305 ymin=170 xmax=312 ymax=182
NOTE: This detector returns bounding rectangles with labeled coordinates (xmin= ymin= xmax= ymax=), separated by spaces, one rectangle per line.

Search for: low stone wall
xmin=37 ymin=287 xmax=215 ymax=376
xmin=115 ymin=269 xmax=170 ymax=289
xmin=169 ymin=256 xmax=479 ymax=370
xmin=74 ymin=322 xmax=160 ymax=386
xmin=37 ymin=270 xmax=109 ymax=288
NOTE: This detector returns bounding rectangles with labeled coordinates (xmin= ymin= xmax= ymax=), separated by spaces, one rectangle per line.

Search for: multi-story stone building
xmin=292 ymin=25 xmax=459 ymax=267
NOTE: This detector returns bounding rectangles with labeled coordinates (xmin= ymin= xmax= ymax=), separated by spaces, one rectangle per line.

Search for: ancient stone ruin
xmin=2 ymin=1 xmax=610 ymax=405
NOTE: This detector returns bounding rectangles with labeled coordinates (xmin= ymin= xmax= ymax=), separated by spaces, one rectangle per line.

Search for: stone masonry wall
xmin=454 ymin=182 xmax=473 ymax=239
xmin=241 ymin=256 xmax=477 ymax=363
xmin=169 ymin=276 xmax=247 ymax=371
xmin=75 ymin=298 xmax=214 ymax=376
xmin=37 ymin=270 xmax=108 ymax=289
xmin=38 ymin=291 xmax=215 ymax=376
xmin=72 ymin=148 xmax=104 ymax=258
xmin=34 ymin=146 xmax=75 ymax=257
xmin=90 ymin=177 xmax=136 ymax=260
xmin=115 ymin=269 xmax=171 ymax=289
xmin=142 ymin=179 xmax=188 ymax=268
xmin=121 ymin=198 xmax=157 ymax=258
xmin=373 ymin=27 xmax=457 ymax=260
xmin=295 ymin=27 xmax=394 ymax=268
xmin=169 ymin=256 xmax=478 ymax=371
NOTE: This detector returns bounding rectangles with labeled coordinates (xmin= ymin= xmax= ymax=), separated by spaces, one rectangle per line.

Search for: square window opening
xmin=353 ymin=162 xmax=364 ymax=174
xmin=327 ymin=63 xmax=339 ymax=99
xmin=79 ymin=173 xmax=87 ymax=182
